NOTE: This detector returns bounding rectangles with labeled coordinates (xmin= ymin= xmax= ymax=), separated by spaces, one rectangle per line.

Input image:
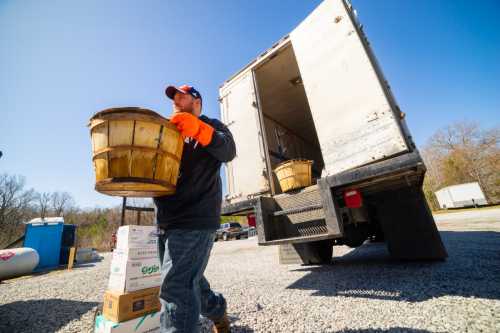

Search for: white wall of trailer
xmin=219 ymin=72 xmax=269 ymax=202
xmin=290 ymin=0 xmax=409 ymax=176
xmin=434 ymin=188 xmax=454 ymax=209
xmin=435 ymin=182 xmax=487 ymax=209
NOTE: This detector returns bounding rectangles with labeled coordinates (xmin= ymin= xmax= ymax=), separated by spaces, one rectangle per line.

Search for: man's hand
xmin=170 ymin=112 xmax=215 ymax=146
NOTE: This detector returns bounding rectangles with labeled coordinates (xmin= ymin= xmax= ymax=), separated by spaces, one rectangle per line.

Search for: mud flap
xmin=279 ymin=240 xmax=333 ymax=265
xmin=374 ymin=185 xmax=448 ymax=260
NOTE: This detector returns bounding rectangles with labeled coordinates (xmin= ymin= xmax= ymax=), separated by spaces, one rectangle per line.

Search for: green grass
xmin=77 ymin=216 xmax=109 ymax=249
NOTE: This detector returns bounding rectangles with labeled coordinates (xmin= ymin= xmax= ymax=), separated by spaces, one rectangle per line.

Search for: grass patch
xmin=77 ymin=216 xmax=109 ymax=249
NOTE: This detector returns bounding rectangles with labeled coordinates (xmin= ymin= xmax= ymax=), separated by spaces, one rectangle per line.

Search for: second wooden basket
xmin=273 ymin=159 xmax=313 ymax=193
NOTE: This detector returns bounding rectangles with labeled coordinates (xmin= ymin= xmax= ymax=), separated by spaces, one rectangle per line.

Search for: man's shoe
xmin=211 ymin=312 xmax=231 ymax=333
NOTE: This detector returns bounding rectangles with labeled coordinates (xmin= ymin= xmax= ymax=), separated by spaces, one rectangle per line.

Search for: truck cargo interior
xmin=254 ymin=44 xmax=324 ymax=193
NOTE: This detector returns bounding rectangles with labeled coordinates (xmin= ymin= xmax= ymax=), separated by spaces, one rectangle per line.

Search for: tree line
xmin=421 ymin=121 xmax=499 ymax=210
xmin=0 ymin=174 xmax=154 ymax=250
xmin=0 ymin=174 xmax=73 ymax=248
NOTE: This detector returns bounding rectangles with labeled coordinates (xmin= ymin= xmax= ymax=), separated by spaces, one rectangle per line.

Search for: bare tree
xmin=50 ymin=191 xmax=75 ymax=217
xmin=63 ymin=205 xmax=81 ymax=225
xmin=0 ymin=174 xmax=35 ymax=247
xmin=36 ymin=192 xmax=52 ymax=219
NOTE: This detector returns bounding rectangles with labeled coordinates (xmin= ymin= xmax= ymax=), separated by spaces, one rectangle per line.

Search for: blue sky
xmin=1 ymin=0 xmax=498 ymax=209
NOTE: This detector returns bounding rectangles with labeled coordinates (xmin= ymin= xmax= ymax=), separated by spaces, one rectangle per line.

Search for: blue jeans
xmin=157 ymin=228 xmax=227 ymax=333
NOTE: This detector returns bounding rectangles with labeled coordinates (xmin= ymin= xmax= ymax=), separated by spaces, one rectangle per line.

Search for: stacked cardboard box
xmin=95 ymin=226 xmax=162 ymax=333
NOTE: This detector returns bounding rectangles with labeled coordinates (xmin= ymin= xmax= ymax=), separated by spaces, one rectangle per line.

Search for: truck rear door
xmin=290 ymin=0 xmax=409 ymax=176
xmin=220 ymin=72 xmax=269 ymax=202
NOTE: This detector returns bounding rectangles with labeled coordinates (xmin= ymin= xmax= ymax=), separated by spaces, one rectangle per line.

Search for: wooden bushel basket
xmin=274 ymin=159 xmax=313 ymax=193
xmin=89 ymin=107 xmax=184 ymax=197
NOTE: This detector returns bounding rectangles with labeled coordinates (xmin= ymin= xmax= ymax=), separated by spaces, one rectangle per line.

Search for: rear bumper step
xmin=273 ymin=204 xmax=323 ymax=217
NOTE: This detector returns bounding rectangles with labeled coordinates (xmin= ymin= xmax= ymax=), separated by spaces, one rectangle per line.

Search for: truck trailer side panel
xmin=219 ymin=72 xmax=269 ymax=202
xmin=290 ymin=0 xmax=409 ymax=176
xmin=448 ymin=182 xmax=487 ymax=207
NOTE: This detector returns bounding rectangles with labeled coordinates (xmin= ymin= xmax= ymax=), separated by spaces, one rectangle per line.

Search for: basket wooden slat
xmin=274 ymin=159 xmax=313 ymax=192
xmin=89 ymin=107 xmax=183 ymax=197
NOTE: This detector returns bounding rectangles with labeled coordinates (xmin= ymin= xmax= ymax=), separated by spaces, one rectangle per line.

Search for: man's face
xmin=172 ymin=92 xmax=194 ymax=114
xmin=172 ymin=92 xmax=201 ymax=116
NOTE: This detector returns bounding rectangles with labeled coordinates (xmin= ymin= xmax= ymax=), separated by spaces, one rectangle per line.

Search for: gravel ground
xmin=433 ymin=207 xmax=500 ymax=223
xmin=1 ymin=215 xmax=499 ymax=333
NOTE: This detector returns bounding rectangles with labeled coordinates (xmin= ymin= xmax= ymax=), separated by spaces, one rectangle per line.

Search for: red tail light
xmin=344 ymin=189 xmax=362 ymax=208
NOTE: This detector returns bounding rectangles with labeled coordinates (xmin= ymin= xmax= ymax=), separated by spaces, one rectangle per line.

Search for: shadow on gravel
xmin=0 ymin=299 xmax=99 ymax=333
xmin=74 ymin=262 xmax=99 ymax=268
xmin=287 ymin=231 xmax=500 ymax=302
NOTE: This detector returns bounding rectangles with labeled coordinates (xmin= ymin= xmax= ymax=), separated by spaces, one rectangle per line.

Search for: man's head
xmin=165 ymin=84 xmax=202 ymax=117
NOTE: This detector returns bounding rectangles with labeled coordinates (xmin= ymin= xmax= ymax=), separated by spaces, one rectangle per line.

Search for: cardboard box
xmin=94 ymin=313 xmax=160 ymax=333
xmin=103 ymin=287 xmax=161 ymax=323
xmin=112 ymin=247 xmax=159 ymax=261
xmin=108 ymin=255 xmax=161 ymax=293
xmin=116 ymin=226 xmax=158 ymax=249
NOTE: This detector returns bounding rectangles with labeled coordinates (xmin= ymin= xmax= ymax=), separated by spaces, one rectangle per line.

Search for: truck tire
xmin=369 ymin=227 xmax=385 ymax=243
xmin=343 ymin=224 xmax=370 ymax=248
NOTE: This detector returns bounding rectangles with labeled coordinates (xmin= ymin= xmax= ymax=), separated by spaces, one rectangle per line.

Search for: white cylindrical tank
xmin=0 ymin=248 xmax=39 ymax=280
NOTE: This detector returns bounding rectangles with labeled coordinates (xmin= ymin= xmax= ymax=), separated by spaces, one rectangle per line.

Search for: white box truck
xmin=435 ymin=182 xmax=488 ymax=209
xmin=219 ymin=0 xmax=447 ymax=264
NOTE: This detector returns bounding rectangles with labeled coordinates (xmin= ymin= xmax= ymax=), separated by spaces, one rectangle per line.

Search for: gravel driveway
xmin=1 ymin=215 xmax=499 ymax=333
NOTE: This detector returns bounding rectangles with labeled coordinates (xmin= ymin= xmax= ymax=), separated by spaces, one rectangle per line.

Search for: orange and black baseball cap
xmin=165 ymin=84 xmax=202 ymax=104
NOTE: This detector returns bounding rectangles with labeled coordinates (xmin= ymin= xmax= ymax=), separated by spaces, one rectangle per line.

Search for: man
xmin=154 ymin=84 xmax=236 ymax=333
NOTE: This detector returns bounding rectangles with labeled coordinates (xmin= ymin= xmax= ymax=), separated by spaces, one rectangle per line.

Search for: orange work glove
xmin=170 ymin=112 xmax=215 ymax=146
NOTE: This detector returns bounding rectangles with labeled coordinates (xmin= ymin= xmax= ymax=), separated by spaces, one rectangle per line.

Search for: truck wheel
xmin=343 ymin=224 xmax=369 ymax=248
xmin=370 ymin=228 xmax=385 ymax=243
xmin=222 ymin=233 xmax=228 ymax=241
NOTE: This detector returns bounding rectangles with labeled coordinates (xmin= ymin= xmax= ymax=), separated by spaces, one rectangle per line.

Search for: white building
xmin=435 ymin=182 xmax=487 ymax=209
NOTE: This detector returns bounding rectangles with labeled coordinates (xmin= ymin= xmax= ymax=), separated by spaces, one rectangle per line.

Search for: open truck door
xmin=290 ymin=0 xmax=410 ymax=176
xmin=219 ymin=72 xmax=271 ymax=203
xmin=286 ymin=0 xmax=446 ymax=261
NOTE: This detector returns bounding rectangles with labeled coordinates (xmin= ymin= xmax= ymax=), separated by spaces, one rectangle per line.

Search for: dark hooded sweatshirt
xmin=153 ymin=115 xmax=236 ymax=231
